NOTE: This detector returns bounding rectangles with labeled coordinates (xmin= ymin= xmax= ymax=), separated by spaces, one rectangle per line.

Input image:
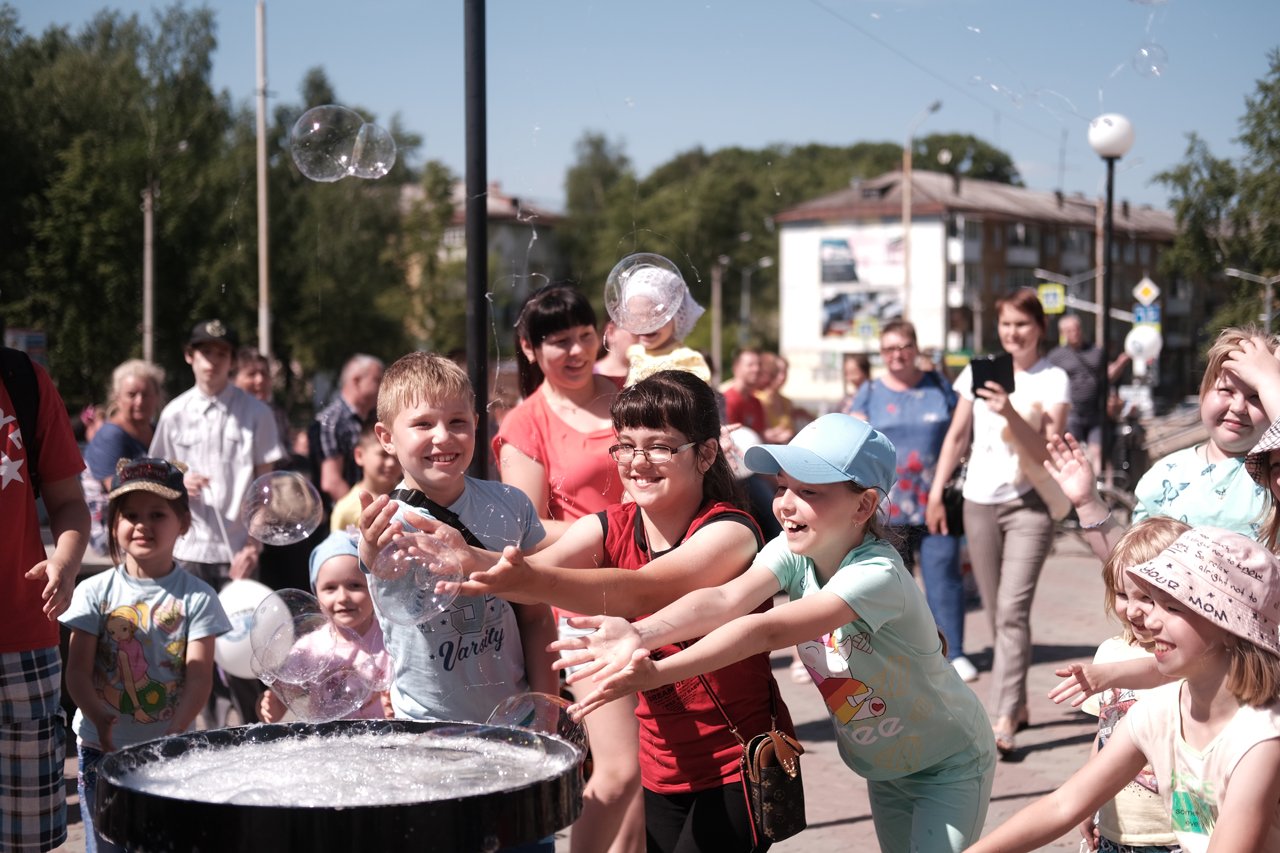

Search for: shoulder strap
xmin=1 ymin=347 xmax=41 ymax=497
xmin=389 ymin=487 xmax=486 ymax=549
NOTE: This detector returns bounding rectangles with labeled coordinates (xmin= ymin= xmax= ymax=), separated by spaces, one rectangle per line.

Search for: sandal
xmin=993 ymin=717 xmax=1019 ymax=757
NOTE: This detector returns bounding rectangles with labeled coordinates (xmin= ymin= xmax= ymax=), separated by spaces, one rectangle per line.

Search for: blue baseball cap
xmin=744 ymin=413 xmax=896 ymax=495
xmin=308 ymin=530 xmax=360 ymax=589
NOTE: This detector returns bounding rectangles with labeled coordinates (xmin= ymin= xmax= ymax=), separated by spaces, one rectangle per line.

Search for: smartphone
xmin=970 ymin=352 xmax=1015 ymax=393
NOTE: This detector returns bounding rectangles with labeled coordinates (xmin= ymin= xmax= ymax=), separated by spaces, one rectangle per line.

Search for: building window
xmin=964 ymin=219 xmax=983 ymax=242
xmin=992 ymin=226 xmax=1003 ymax=249
xmin=1138 ymin=242 xmax=1151 ymax=264
xmin=1043 ymin=231 xmax=1058 ymax=256
xmin=1008 ymin=268 xmax=1038 ymax=289
xmin=443 ymin=226 xmax=465 ymax=248
xmin=948 ymin=263 xmax=958 ymax=284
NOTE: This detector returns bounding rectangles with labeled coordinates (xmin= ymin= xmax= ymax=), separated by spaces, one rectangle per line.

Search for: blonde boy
xmin=357 ymin=352 xmax=557 ymax=722
xmin=330 ymin=423 xmax=401 ymax=533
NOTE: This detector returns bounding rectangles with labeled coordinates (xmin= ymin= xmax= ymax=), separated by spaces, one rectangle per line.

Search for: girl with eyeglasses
xmin=448 ymin=369 xmax=793 ymax=853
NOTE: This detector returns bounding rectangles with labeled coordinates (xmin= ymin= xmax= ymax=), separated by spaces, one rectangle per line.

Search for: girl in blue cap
xmin=558 ymin=413 xmax=996 ymax=852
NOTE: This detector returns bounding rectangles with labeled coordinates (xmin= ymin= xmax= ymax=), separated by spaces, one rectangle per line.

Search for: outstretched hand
xmin=548 ymin=615 xmax=643 ymax=686
xmin=1044 ymin=433 xmax=1100 ymax=510
xmin=440 ymin=544 xmax=528 ymax=600
xmin=1049 ymin=662 xmax=1103 ymax=708
xmin=566 ymin=649 xmax=657 ymax=721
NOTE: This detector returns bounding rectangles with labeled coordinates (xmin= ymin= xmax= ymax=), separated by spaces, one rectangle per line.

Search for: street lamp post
xmin=738 ymin=256 xmax=774 ymax=348
xmin=1225 ymin=268 xmax=1280 ymax=334
xmin=1088 ymin=113 xmax=1135 ymax=476
xmin=902 ymin=100 xmax=941 ymax=322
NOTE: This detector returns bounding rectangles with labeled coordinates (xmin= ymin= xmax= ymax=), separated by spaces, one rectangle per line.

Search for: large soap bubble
xmin=487 ymin=692 xmax=588 ymax=757
xmin=604 ymin=253 xmax=687 ymax=335
xmin=1132 ymin=42 xmax=1168 ymax=78
xmin=241 ymin=471 xmax=324 ymax=546
xmin=289 ymin=104 xmax=397 ymax=182
xmin=369 ymin=531 xmax=466 ymax=626
xmin=248 ymin=588 xmax=387 ymax=723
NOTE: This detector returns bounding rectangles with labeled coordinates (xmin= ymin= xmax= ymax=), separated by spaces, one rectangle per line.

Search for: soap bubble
xmin=487 ymin=692 xmax=588 ymax=757
xmin=1132 ymin=42 xmax=1168 ymax=78
xmin=604 ymin=253 xmax=686 ymax=335
xmin=369 ymin=531 xmax=465 ymax=626
xmin=270 ymin=667 xmax=371 ymax=723
xmin=289 ymin=104 xmax=398 ymax=182
xmin=248 ymin=589 xmax=328 ymax=682
xmin=241 ymin=471 xmax=324 ymax=546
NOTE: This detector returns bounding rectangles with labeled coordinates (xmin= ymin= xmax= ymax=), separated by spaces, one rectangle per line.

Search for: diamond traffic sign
xmin=1133 ymin=276 xmax=1160 ymax=307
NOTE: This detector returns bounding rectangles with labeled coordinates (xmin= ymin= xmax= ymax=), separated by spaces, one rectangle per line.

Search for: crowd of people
xmin=4 ymin=280 xmax=1280 ymax=853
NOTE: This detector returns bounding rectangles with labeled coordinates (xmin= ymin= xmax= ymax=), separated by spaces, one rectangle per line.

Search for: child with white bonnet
xmin=610 ymin=258 xmax=711 ymax=386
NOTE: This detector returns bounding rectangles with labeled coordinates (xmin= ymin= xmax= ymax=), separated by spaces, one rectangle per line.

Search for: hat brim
xmin=107 ymin=480 xmax=184 ymax=502
xmin=744 ymin=444 xmax=857 ymax=485
xmin=1246 ymin=426 xmax=1280 ymax=487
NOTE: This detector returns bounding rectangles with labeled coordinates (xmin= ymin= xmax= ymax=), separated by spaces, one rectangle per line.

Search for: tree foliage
xmin=1156 ymin=48 xmax=1280 ymax=334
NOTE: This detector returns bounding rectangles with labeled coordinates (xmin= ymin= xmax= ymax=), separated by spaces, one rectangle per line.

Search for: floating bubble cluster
xmin=487 ymin=692 xmax=588 ymax=757
xmin=604 ymin=253 xmax=686 ymax=335
xmin=369 ymin=530 xmax=465 ymax=626
xmin=248 ymin=589 xmax=388 ymax=722
xmin=289 ymin=105 xmax=397 ymax=183
xmin=241 ymin=471 xmax=324 ymax=546
xmin=1132 ymin=42 xmax=1168 ymax=78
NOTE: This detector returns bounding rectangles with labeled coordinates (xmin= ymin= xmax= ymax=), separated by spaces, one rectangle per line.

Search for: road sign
xmin=1133 ymin=304 xmax=1161 ymax=329
xmin=1133 ymin=276 xmax=1160 ymax=307
xmin=1037 ymin=283 xmax=1066 ymax=315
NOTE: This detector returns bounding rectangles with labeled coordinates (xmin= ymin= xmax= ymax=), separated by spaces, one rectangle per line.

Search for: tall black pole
xmin=465 ymin=0 xmax=489 ymax=477
xmin=1099 ymin=156 xmax=1116 ymax=476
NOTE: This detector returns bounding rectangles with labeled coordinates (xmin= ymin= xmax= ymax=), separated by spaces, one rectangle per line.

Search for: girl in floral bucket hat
xmin=973 ymin=526 xmax=1280 ymax=853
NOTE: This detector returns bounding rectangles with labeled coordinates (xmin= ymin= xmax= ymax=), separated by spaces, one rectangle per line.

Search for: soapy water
xmin=114 ymin=728 xmax=576 ymax=806
xmin=487 ymin=692 xmax=588 ymax=756
xmin=289 ymin=104 xmax=397 ymax=183
xmin=241 ymin=471 xmax=324 ymax=546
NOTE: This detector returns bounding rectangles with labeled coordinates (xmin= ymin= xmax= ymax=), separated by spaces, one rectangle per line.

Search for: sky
xmin=11 ymin=0 xmax=1280 ymax=214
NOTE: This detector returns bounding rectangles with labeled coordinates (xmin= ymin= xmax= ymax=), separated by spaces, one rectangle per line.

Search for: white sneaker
xmin=951 ymin=655 xmax=979 ymax=683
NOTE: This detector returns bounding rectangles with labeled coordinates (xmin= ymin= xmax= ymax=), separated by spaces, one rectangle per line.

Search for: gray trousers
xmin=962 ymin=491 xmax=1055 ymax=721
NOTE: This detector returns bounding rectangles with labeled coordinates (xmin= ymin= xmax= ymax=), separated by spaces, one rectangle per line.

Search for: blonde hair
xmin=108 ymin=359 xmax=166 ymax=417
xmin=1103 ymin=516 xmax=1190 ymax=646
xmin=1199 ymin=325 xmax=1280 ymax=398
xmin=1228 ymin=642 xmax=1280 ymax=706
xmin=376 ymin=351 xmax=475 ymax=426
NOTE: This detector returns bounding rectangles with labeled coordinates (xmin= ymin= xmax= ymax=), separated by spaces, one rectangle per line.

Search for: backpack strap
xmin=1 ymin=347 xmax=41 ymax=497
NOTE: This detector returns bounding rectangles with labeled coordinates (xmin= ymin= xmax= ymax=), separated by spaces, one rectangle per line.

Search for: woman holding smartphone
xmin=926 ymin=287 xmax=1070 ymax=756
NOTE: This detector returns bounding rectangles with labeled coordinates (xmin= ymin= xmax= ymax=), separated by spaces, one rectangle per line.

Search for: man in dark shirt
xmin=1047 ymin=314 xmax=1129 ymax=469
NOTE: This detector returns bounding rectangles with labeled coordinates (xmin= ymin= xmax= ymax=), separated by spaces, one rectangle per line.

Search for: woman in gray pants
xmin=926 ymin=287 xmax=1070 ymax=756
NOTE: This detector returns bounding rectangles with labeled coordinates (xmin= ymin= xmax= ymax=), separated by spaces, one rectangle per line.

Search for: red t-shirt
xmin=600 ymin=500 xmax=794 ymax=794
xmin=2 ymin=361 xmax=85 ymax=652
xmin=723 ymin=386 xmax=767 ymax=434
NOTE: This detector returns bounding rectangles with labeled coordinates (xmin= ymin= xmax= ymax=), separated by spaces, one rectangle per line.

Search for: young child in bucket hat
xmin=973 ymin=526 xmax=1280 ymax=853
xmin=555 ymin=413 xmax=996 ymax=852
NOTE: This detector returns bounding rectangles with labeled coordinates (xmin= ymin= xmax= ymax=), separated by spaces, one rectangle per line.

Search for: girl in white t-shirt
xmin=927 ymin=287 xmax=1070 ymax=756
xmin=971 ymin=527 xmax=1280 ymax=853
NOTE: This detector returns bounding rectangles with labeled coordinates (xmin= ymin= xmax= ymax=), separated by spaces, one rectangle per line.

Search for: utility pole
xmin=255 ymin=0 xmax=271 ymax=356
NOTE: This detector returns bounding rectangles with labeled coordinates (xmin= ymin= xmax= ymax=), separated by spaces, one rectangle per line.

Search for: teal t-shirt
xmin=760 ymin=534 xmax=992 ymax=781
xmin=1132 ymin=445 xmax=1267 ymax=539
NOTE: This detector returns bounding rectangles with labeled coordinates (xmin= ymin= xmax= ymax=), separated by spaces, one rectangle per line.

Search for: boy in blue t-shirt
xmin=355 ymin=352 xmax=556 ymax=724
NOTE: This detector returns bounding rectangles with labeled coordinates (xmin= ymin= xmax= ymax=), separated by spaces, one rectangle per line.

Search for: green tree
xmin=914 ymin=132 xmax=1023 ymax=185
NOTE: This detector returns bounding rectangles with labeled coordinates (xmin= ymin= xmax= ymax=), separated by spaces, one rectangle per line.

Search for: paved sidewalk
xmin=56 ymin=533 xmax=1111 ymax=852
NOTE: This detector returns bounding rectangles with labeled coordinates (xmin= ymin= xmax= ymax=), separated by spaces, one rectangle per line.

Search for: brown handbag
xmin=698 ymin=673 xmax=807 ymax=846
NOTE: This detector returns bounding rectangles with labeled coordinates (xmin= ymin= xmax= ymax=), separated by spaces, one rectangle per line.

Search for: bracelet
xmin=1080 ymin=510 xmax=1112 ymax=530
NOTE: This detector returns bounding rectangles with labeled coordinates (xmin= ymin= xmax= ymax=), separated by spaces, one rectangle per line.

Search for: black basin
xmin=96 ymin=719 xmax=584 ymax=852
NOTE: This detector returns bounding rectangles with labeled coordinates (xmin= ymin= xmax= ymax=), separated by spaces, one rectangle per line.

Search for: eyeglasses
xmin=608 ymin=442 xmax=697 ymax=465
xmin=881 ymin=343 xmax=916 ymax=355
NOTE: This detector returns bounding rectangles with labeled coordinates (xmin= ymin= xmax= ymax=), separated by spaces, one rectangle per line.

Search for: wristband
xmin=1080 ymin=510 xmax=1112 ymax=530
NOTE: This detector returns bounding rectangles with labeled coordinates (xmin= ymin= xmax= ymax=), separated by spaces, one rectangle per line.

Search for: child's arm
xmin=166 ymin=636 xmax=216 ymax=735
xmin=65 ymin=628 xmax=117 ymax=753
xmin=968 ymin=719 xmax=1148 ymax=852
xmin=259 ymin=688 xmax=287 ymax=723
xmin=1044 ymin=433 xmax=1123 ymax=562
xmin=449 ymin=513 xmax=762 ymax=618
xmin=1078 ymin=734 xmax=1101 ymax=851
xmin=512 ymin=602 xmax=559 ymax=696
xmin=567 ymin=580 xmax=848 ymax=719
xmin=553 ymin=563 xmax=782 ymax=687
xmin=1207 ymin=738 xmax=1280 ymax=852
xmin=29 ymin=472 xmax=89 ymax=619
xmin=1049 ymin=656 xmax=1170 ymax=707
xmin=1224 ymin=336 xmax=1280 ymax=422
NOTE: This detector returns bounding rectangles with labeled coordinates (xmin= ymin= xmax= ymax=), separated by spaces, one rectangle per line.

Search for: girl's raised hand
xmin=1048 ymin=662 xmax=1102 ymax=708
xmin=1224 ymin=335 xmax=1280 ymax=390
xmin=1044 ymin=433 xmax=1100 ymax=510
xmin=549 ymin=615 xmax=643 ymax=685
xmin=566 ymin=649 xmax=656 ymax=721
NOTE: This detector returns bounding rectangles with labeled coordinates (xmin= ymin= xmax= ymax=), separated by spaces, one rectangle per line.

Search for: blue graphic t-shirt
xmin=851 ymin=373 xmax=956 ymax=527
xmin=1132 ymin=445 xmax=1267 ymax=539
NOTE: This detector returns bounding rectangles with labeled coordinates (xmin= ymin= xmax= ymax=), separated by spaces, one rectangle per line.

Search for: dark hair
xmin=995 ymin=287 xmax=1047 ymax=334
xmin=879 ymin=319 xmax=918 ymax=345
xmin=611 ymin=370 xmax=742 ymax=509
xmin=514 ymin=285 xmax=599 ymax=398
xmin=106 ymin=492 xmax=191 ymax=566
